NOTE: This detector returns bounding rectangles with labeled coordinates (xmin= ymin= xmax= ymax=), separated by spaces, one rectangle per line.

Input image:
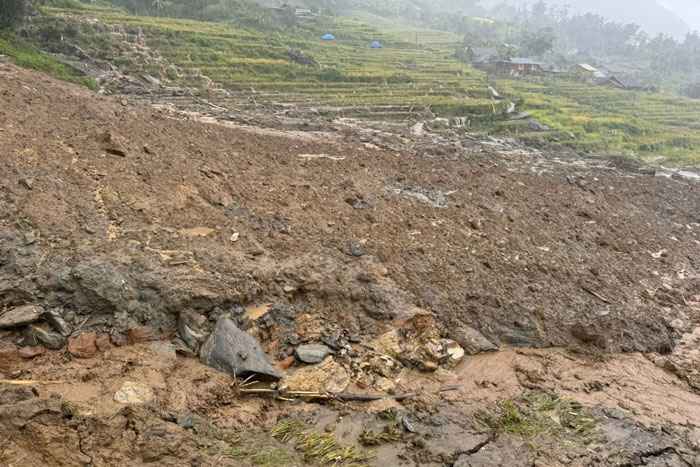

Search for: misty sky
xmin=662 ymin=0 xmax=700 ymax=32
xmin=482 ymin=0 xmax=700 ymax=37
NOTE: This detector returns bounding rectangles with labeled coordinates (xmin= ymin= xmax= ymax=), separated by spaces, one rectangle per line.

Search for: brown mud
xmin=1 ymin=63 xmax=699 ymax=466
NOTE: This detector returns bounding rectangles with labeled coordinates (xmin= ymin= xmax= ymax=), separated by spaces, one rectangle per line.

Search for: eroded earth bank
xmin=1 ymin=63 xmax=699 ymax=466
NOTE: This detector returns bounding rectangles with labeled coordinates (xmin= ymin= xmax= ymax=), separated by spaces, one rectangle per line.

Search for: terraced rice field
xmin=41 ymin=5 xmax=700 ymax=164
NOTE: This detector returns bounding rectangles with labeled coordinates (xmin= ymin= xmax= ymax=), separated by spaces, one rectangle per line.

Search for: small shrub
xmin=317 ymin=67 xmax=345 ymax=82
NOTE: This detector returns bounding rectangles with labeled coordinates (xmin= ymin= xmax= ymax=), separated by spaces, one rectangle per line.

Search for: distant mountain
xmin=480 ymin=0 xmax=691 ymax=37
xmin=660 ymin=0 xmax=700 ymax=32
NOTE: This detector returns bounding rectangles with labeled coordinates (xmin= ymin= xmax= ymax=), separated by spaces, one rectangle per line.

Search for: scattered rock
xmin=128 ymin=326 xmax=155 ymax=345
xmin=445 ymin=341 xmax=465 ymax=364
xmin=178 ymin=310 xmax=209 ymax=350
xmin=18 ymin=178 xmax=33 ymax=190
xmin=449 ymin=324 xmax=498 ymax=355
xmin=177 ymin=414 xmax=196 ymax=428
xmin=295 ymin=344 xmax=331 ymax=364
xmin=199 ymin=318 xmax=280 ymax=381
xmin=526 ymin=119 xmax=549 ymax=132
xmin=28 ymin=325 xmax=66 ymax=350
xmin=95 ymin=333 xmax=112 ymax=352
xmin=44 ymin=309 xmax=72 ymax=337
xmin=378 ymin=330 xmax=402 ymax=357
xmin=113 ymin=381 xmax=154 ymax=404
xmin=374 ymin=376 xmax=395 ymax=392
xmin=434 ymin=367 xmax=457 ymax=382
xmin=19 ymin=345 xmax=45 ymax=359
xmin=286 ymin=48 xmax=320 ymax=69
xmin=68 ymin=332 xmax=98 ymax=359
xmin=282 ymin=356 xmax=350 ymax=393
xmin=150 ymin=341 xmax=177 ymax=360
xmin=0 ymin=305 xmax=45 ymax=329
xmin=401 ymin=417 xmax=417 ymax=433
xmin=101 ymin=130 xmax=129 ymax=157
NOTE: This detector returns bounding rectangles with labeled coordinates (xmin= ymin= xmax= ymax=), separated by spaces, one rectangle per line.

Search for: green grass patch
xmin=0 ymin=30 xmax=98 ymax=90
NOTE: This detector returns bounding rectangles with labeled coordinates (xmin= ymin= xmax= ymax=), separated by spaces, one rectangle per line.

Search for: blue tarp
xmin=322 ymin=34 xmax=336 ymax=40
xmin=371 ymin=41 xmax=384 ymax=48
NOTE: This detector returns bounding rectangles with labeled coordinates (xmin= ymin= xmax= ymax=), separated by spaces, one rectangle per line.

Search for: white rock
xmin=114 ymin=382 xmax=154 ymax=404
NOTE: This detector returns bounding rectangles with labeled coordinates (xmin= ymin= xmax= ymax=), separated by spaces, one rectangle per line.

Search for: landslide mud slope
xmin=0 ymin=63 xmax=699 ymax=466
xmin=1 ymin=63 xmax=698 ymax=353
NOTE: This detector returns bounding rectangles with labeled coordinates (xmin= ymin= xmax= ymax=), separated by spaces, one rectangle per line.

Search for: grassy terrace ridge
xmin=36 ymin=4 xmax=700 ymax=165
xmin=0 ymin=30 xmax=98 ymax=90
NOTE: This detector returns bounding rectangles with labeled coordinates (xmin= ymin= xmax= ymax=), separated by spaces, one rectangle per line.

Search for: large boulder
xmin=199 ymin=318 xmax=280 ymax=381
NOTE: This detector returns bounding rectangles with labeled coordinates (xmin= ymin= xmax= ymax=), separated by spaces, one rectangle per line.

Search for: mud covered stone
xmin=19 ymin=345 xmax=45 ymax=359
xmin=199 ymin=318 xmax=280 ymax=381
xmin=44 ymin=309 xmax=72 ymax=337
xmin=295 ymin=344 xmax=331 ymax=364
xmin=68 ymin=332 xmax=98 ymax=359
xmin=28 ymin=325 xmax=66 ymax=350
xmin=0 ymin=305 xmax=44 ymax=329
xmin=448 ymin=324 xmax=498 ymax=355
xmin=281 ymin=356 xmax=350 ymax=394
xmin=114 ymin=381 xmax=154 ymax=404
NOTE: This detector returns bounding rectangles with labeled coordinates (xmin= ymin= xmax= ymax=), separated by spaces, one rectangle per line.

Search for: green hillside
xmin=22 ymin=2 xmax=700 ymax=165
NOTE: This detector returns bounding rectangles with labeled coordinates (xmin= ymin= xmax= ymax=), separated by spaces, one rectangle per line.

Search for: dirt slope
xmin=0 ymin=63 xmax=699 ymax=466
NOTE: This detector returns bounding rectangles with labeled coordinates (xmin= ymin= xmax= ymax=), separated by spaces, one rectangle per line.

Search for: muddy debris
xmin=0 ymin=62 xmax=699 ymax=466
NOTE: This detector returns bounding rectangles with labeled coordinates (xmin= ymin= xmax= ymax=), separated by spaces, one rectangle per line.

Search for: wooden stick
xmin=581 ymin=285 xmax=610 ymax=303
xmin=238 ymin=386 xmax=459 ymax=403
xmin=0 ymin=380 xmax=64 ymax=386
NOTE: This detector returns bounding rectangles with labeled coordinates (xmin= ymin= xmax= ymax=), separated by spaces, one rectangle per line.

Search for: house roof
xmin=576 ymin=63 xmax=598 ymax=72
xmin=469 ymin=47 xmax=498 ymax=62
xmin=509 ymin=57 xmax=541 ymax=65
xmin=601 ymin=74 xmax=641 ymax=89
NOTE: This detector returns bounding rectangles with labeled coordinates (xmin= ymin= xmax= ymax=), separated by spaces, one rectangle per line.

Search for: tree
xmin=152 ymin=0 xmax=163 ymax=17
xmin=0 ymin=0 xmax=25 ymax=30
xmin=520 ymin=28 xmax=555 ymax=56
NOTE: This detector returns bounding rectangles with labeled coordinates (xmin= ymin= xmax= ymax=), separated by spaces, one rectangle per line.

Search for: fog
xmin=480 ymin=0 xmax=696 ymax=37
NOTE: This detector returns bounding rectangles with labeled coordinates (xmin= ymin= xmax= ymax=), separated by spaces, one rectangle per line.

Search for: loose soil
xmin=1 ymin=63 xmax=699 ymax=466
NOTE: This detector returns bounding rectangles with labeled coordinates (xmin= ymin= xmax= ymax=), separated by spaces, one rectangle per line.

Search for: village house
xmin=466 ymin=46 xmax=499 ymax=65
xmin=494 ymin=57 xmax=544 ymax=77
xmin=570 ymin=63 xmax=605 ymax=83
xmin=599 ymin=74 xmax=642 ymax=91
xmin=598 ymin=64 xmax=627 ymax=77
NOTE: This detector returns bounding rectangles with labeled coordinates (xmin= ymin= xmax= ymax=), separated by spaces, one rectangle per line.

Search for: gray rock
xmin=18 ymin=178 xmax=33 ymax=190
xmin=199 ymin=318 xmax=280 ymax=381
xmin=526 ymin=119 xmax=549 ymax=132
xmin=401 ymin=417 xmax=417 ymax=433
xmin=449 ymin=325 xmax=498 ymax=355
xmin=28 ymin=325 xmax=66 ymax=350
xmin=177 ymin=414 xmax=196 ymax=428
xmin=150 ymin=341 xmax=177 ymax=360
xmin=44 ymin=309 xmax=72 ymax=337
xmin=295 ymin=344 xmax=332 ymax=364
xmin=178 ymin=310 xmax=209 ymax=350
xmin=0 ymin=305 xmax=45 ymax=329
